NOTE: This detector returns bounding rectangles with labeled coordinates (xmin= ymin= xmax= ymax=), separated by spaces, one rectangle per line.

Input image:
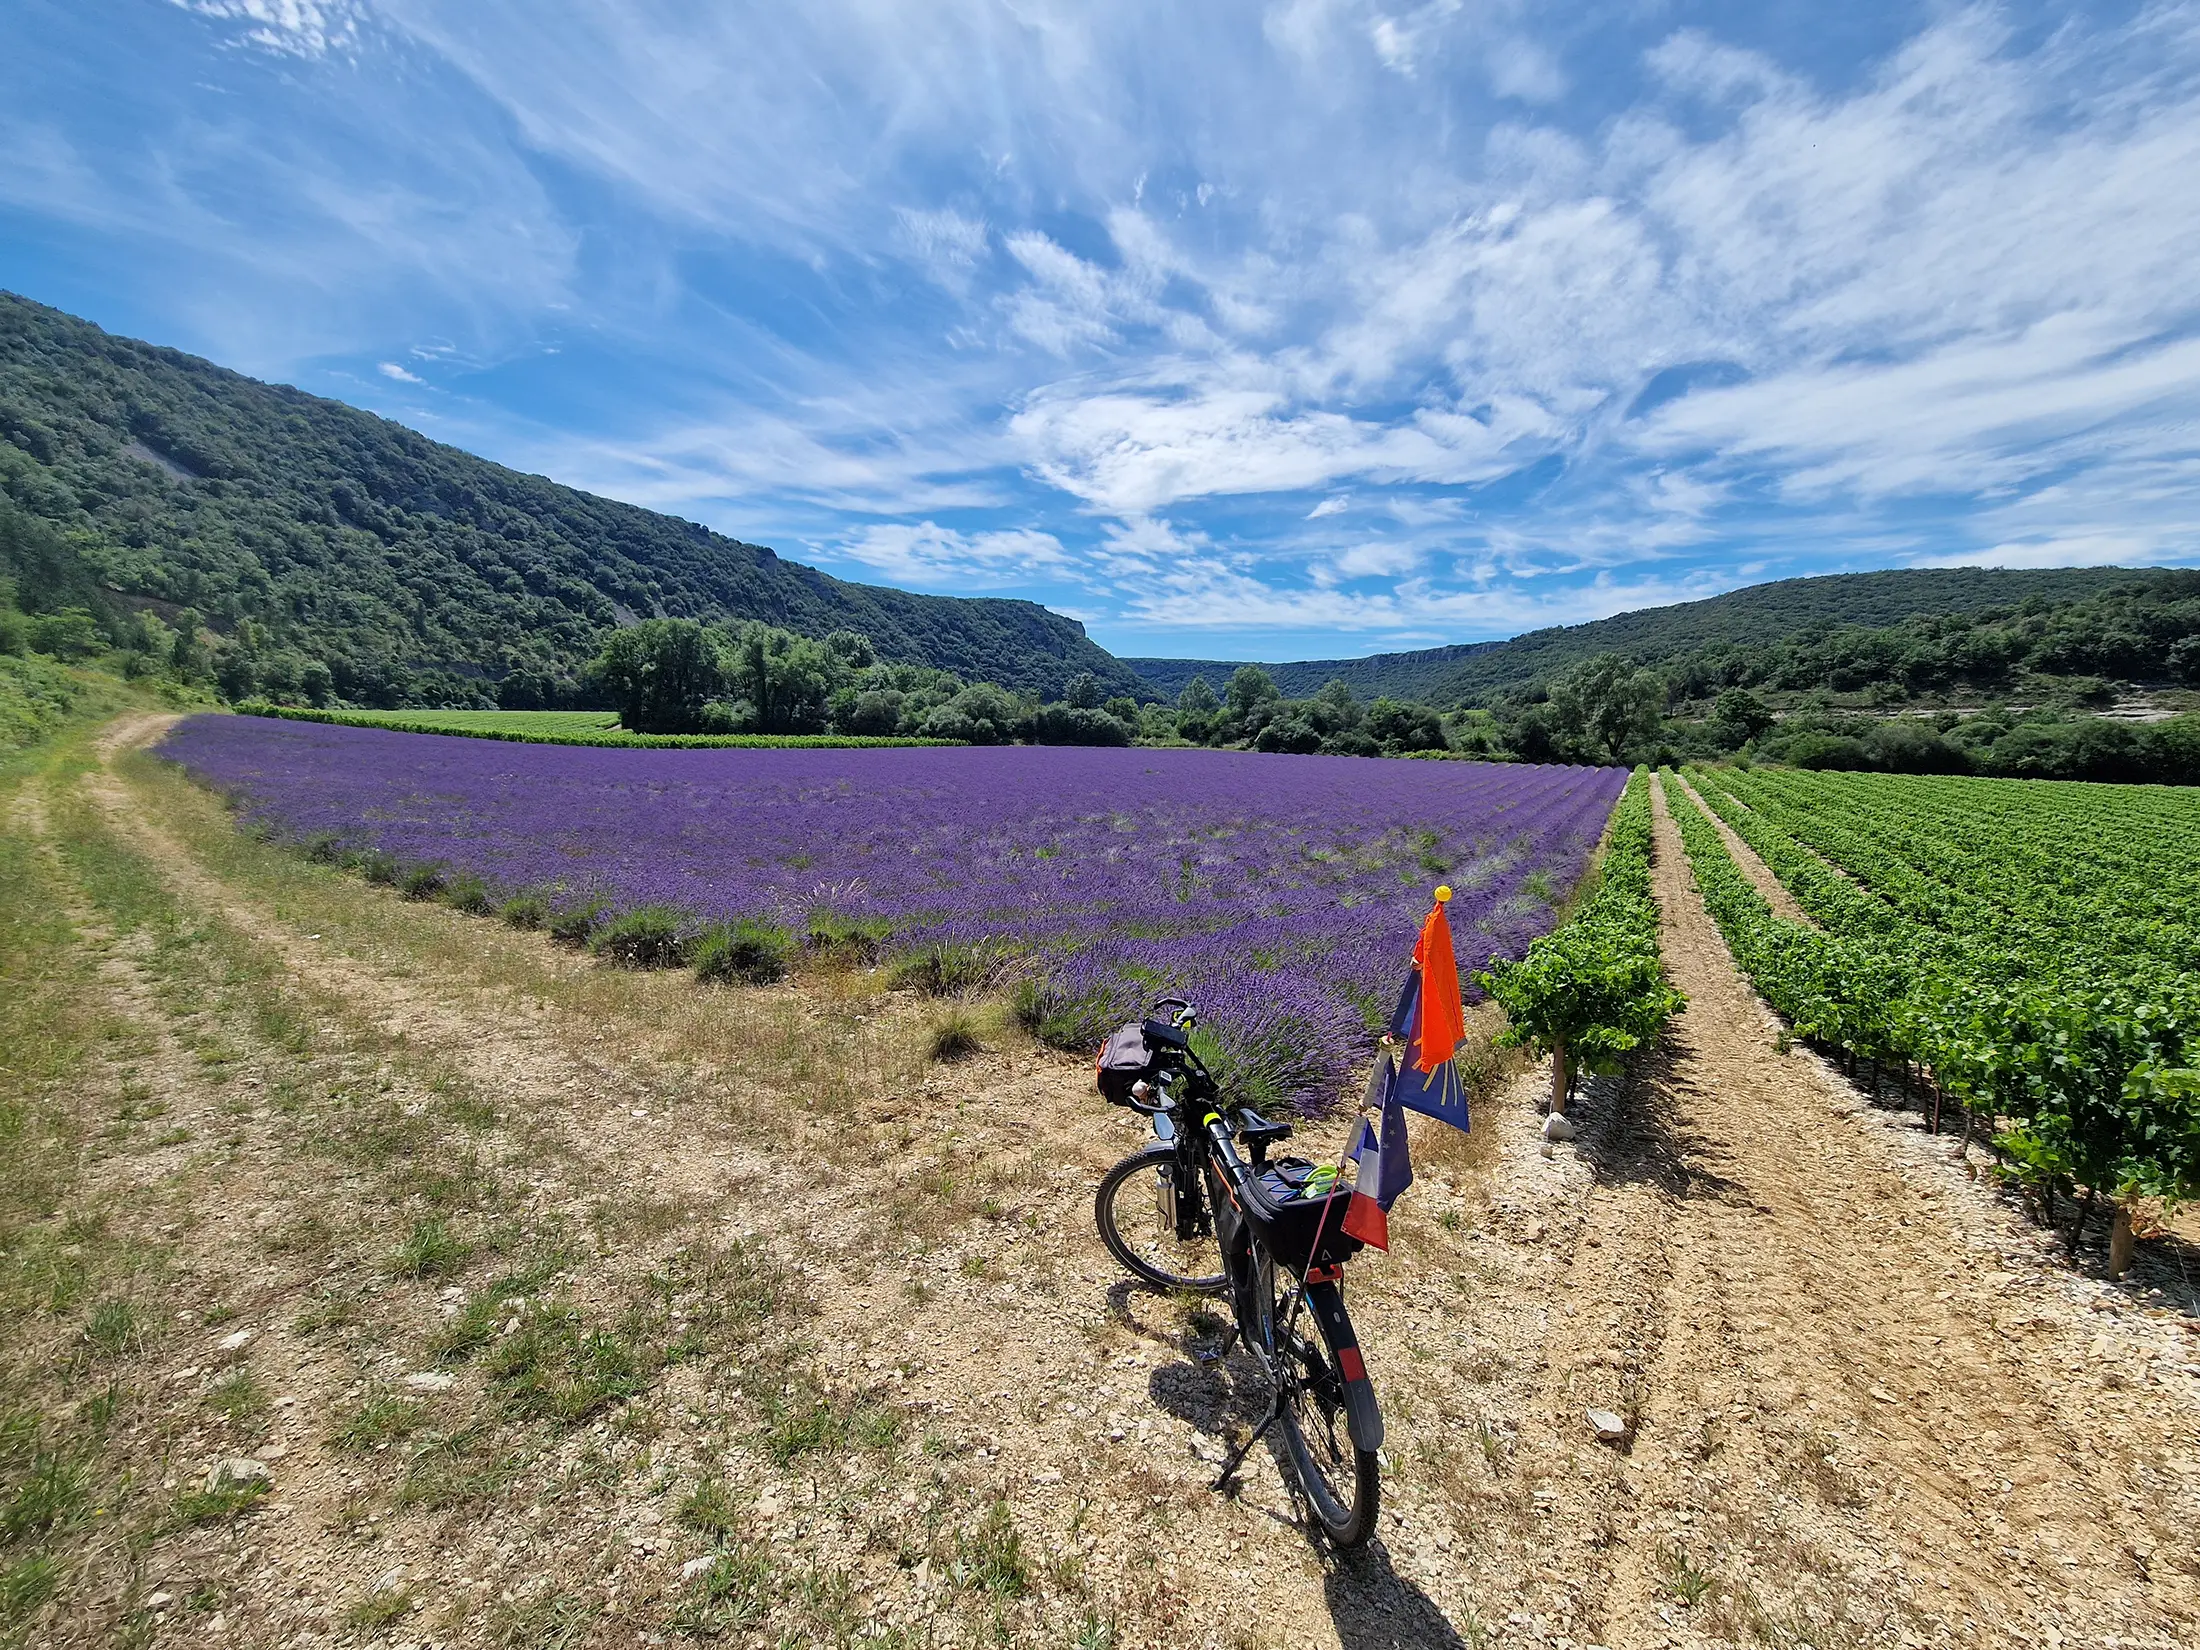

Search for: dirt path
xmin=1668 ymin=770 xmax=1815 ymax=927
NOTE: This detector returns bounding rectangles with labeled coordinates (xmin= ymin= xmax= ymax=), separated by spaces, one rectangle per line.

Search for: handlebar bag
xmin=1094 ymin=1022 xmax=1153 ymax=1105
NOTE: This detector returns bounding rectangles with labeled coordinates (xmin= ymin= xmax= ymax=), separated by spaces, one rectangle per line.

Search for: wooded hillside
xmin=0 ymin=293 xmax=1141 ymax=706
xmin=1130 ymin=566 xmax=2181 ymax=705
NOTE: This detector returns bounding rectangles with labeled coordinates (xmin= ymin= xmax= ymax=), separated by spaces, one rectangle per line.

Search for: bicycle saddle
xmin=1237 ymin=1108 xmax=1293 ymax=1151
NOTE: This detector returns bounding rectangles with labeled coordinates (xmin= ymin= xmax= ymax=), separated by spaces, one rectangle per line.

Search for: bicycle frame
xmin=1136 ymin=1030 xmax=1340 ymax=1387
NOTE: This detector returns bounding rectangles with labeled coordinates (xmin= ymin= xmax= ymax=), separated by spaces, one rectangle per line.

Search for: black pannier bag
xmin=1243 ymin=1156 xmax=1365 ymax=1270
xmin=1094 ymin=1022 xmax=1153 ymax=1106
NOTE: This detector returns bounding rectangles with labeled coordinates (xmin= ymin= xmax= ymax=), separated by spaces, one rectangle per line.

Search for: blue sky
xmin=4 ymin=2 xmax=2198 ymax=661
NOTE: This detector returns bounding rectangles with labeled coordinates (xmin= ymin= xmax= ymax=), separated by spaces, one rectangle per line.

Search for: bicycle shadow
xmin=1142 ymin=1341 xmax=1272 ymax=1443
xmin=1313 ymin=1533 xmax=1473 ymax=1650
xmin=1133 ymin=1334 xmax=1474 ymax=1649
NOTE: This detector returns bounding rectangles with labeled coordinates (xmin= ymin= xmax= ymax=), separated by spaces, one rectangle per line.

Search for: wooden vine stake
xmin=2108 ymin=1205 xmax=2136 ymax=1281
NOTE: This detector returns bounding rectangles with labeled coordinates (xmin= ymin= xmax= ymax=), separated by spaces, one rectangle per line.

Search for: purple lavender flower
xmin=159 ymin=717 xmax=1623 ymax=1111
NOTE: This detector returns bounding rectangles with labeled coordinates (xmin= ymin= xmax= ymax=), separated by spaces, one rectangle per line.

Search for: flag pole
xmin=1271 ymin=1059 xmax=1383 ymax=1363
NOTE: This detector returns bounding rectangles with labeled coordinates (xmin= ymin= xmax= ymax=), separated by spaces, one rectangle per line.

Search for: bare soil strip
xmin=13 ymin=723 xmax=2199 ymax=1650
xmin=1668 ymin=772 xmax=1815 ymax=928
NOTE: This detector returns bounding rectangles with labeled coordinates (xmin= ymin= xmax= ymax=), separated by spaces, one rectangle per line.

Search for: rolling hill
xmin=1129 ymin=566 xmax=2173 ymax=706
xmin=0 ymin=292 xmax=1142 ymax=706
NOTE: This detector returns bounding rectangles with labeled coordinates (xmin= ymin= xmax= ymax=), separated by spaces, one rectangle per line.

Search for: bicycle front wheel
xmin=1094 ymin=1145 xmax=1225 ymax=1293
xmin=1258 ymin=1259 xmax=1380 ymax=1546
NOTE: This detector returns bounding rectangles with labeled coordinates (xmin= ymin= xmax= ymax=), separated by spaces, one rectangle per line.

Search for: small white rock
xmin=1542 ymin=1113 xmax=1577 ymax=1143
xmin=147 ymin=1591 xmax=174 ymax=1610
xmin=401 ymin=1371 xmax=456 ymax=1393
xmin=1585 ymin=1408 xmax=1629 ymax=1442
xmin=680 ymin=1556 xmax=715 ymax=1584
xmin=217 ymin=1329 xmax=254 ymax=1353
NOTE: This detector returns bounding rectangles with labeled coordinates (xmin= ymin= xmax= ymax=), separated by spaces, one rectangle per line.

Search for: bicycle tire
xmin=1094 ymin=1145 xmax=1226 ymax=1294
xmin=1255 ymin=1249 xmax=1380 ymax=1545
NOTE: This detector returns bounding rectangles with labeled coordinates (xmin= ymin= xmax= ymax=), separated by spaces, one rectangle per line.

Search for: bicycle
xmin=1091 ymin=997 xmax=1382 ymax=1546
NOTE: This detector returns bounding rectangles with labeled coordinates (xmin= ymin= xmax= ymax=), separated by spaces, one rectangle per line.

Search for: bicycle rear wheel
xmin=1255 ymin=1254 xmax=1379 ymax=1546
xmin=1094 ymin=1145 xmax=1225 ymax=1293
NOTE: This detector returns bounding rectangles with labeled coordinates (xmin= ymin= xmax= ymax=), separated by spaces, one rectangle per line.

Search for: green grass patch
xmin=953 ymin=1499 xmax=1030 ymax=1598
xmin=332 ymin=1391 xmax=429 ymax=1450
xmin=480 ymin=1307 xmax=648 ymax=1425
xmin=669 ymin=1542 xmax=778 ymax=1638
xmin=343 ymin=1586 xmax=414 ymax=1630
xmin=167 ymin=1478 xmax=267 ymax=1529
xmin=203 ymin=1372 xmax=267 ymax=1428
xmin=388 ymin=1216 xmax=471 ymax=1279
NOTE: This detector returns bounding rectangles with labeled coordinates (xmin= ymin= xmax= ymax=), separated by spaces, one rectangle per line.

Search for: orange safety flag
xmin=1382 ymin=886 xmax=1472 ymax=1133
xmin=1408 ymin=889 xmax=1466 ymax=1071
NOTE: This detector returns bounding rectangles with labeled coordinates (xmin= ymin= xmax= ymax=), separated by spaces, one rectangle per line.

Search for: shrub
xmin=547 ymin=898 xmax=608 ymax=947
xmin=692 ymin=919 xmax=791 ymax=985
xmin=802 ymin=909 xmax=892 ymax=963
xmin=499 ymin=892 xmax=550 ymax=930
xmin=591 ymin=904 xmax=694 ymax=969
xmin=1479 ymin=770 xmax=1684 ymax=1107
xmin=360 ymin=852 xmax=400 ymax=886
xmin=400 ymin=864 xmax=447 ymax=900
xmin=1029 ymin=703 xmax=1133 ymax=747
xmin=926 ymin=1008 xmax=984 ymax=1063
xmin=1779 ymin=732 xmax=1871 ymax=771
xmin=442 ymin=874 xmax=494 ymax=916
xmin=887 ymin=939 xmax=1019 ymax=996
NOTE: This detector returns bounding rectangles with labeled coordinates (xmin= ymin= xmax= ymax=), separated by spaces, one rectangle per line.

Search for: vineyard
xmin=1664 ymin=765 xmax=2200 ymax=1265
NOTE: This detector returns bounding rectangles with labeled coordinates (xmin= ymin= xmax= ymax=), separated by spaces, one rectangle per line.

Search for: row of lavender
xmin=159 ymin=716 xmax=1626 ymax=1110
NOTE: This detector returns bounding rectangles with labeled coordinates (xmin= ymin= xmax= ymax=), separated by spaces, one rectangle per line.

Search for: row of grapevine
xmin=1664 ymin=768 xmax=2200 ymax=1267
xmin=1479 ymin=768 xmax=1685 ymax=1110
xmin=1714 ymin=768 xmax=2200 ymax=975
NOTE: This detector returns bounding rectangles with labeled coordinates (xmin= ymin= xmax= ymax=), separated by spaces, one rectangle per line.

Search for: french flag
xmin=1339 ymin=1085 xmax=1414 ymax=1252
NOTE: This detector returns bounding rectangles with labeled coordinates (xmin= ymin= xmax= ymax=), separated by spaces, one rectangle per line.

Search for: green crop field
xmin=1667 ymin=764 xmax=2200 ymax=1238
xmin=236 ymin=705 xmax=957 ymax=749
xmin=338 ymin=708 xmax=623 ymax=736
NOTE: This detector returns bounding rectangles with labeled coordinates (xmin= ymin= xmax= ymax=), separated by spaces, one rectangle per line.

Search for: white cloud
xmin=1326 ymin=540 xmax=1422 ymax=580
xmin=833 ymin=522 xmax=1075 ymax=586
xmin=170 ymin=0 xmax=364 ymax=58
xmin=1113 ymin=557 xmax=1741 ymax=635
xmin=1306 ymin=494 xmax=1350 ymax=519
xmin=377 ymin=360 xmax=424 ymax=383
xmin=893 ymin=206 xmax=989 ymax=292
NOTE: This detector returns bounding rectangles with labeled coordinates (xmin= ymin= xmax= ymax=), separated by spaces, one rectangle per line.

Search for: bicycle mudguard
xmin=1303 ymin=1281 xmax=1383 ymax=1452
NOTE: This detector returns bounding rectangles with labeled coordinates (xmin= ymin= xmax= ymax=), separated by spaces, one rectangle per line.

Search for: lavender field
xmin=160 ymin=716 xmax=1624 ymax=1108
